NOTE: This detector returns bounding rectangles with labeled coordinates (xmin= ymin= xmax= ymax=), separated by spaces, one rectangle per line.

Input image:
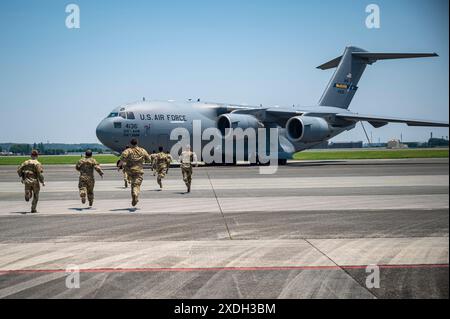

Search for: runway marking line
xmin=0 ymin=264 xmax=448 ymax=275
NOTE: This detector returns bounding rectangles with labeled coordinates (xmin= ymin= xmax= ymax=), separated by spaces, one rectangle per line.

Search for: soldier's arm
xmin=193 ymin=152 xmax=199 ymax=166
xmin=117 ymin=151 xmax=127 ymax=168
xmin=94 ymin=160 xmax=104 ymax=177
xmin=143 ymin=149 xmax=151 ymax=163
xmin=166 ymin=155 xmax=172 ymax=172
xmin=36 ymin=163 xmax=45 ymax=185
xmin=75 ymin=160 xmax=81 ymax=172
xmin=17 ymin=163 xmax=24 ymax=177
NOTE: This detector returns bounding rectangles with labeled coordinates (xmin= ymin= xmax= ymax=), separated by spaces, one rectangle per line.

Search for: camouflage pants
xmin=24 ymin=180 xmax=40 ymax=212
xmin=128 ymin=172 xmax=144 ymax=200
xmin=156 ymin=165 xmax=168 ymax=186
xmin=79 ymin=177 xmax=95 ymax=203
xmin=181 ymin=166 xmax=192 ymax=187
xmin=123 ymin=170 xmax=131 ymax=186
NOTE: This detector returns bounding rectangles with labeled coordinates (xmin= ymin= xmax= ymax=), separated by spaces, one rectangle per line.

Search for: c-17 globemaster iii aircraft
xmin=96 ymin=46 xmax=449 ymax=165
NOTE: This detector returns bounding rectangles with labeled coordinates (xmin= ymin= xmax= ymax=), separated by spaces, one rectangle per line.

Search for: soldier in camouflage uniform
xmin=17 ymin=150 xmax=45 ymax=213
xmin=75 ymin=150 xmax=104 ymax=207
xmin=179 ymin=145 xmax=198 ymax=193
xmin=118 ymin=139 xmax=151 ymax=206
xmin=154 ymin=146 xmax=172 ymax=189
xmin=117 ymin=145 xmax=131 ymax=188
xmin=150 ymin=150 xmax=157 ymax=176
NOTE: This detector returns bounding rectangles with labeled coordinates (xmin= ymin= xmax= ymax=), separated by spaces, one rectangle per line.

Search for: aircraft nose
xmin=96 ymin=119 xmax=109 ymax=145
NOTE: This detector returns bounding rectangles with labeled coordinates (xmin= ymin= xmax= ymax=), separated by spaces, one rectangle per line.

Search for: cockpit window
xmin=108 ymin=111 xmax=135 ymax=120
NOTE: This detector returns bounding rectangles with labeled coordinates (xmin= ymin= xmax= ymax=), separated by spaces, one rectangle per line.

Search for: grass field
xmin=0 ymin=154 xmax=119 ymax=165
xmin=0 ymin=149 xmax=447 ymax=165
xmin=293 ymin=149 xmax=449 ymax=160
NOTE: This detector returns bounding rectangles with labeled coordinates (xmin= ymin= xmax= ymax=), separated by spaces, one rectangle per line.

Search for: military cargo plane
xmin=96 ymin=46 xmax=449 ymax=164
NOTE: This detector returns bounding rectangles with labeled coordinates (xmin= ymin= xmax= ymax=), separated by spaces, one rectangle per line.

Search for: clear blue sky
xmin=0 ymin=0 xmax=448 ymax=143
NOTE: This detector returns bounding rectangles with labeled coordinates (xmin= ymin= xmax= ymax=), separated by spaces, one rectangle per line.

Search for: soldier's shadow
xmin=110 ymin=208 xmax=139 ymax=213
xmin=69 ymin=207 xmax=94 ymax=212
xmin=10 ymin=211 xmax=29 ymax=215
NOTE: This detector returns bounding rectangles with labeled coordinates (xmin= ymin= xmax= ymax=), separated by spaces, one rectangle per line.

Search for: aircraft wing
xmin=231 ymin=108 xmax=304 ymax=124
xmin=336 ymin=113 xmax=449 ymax=128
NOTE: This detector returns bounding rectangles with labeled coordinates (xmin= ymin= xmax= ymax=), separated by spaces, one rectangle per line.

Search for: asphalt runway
xmin=0 ymin=158 xmax=448 ymax=299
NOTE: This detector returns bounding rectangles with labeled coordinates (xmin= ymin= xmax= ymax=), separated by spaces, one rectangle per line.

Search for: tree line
xmin=4 ymin=143 xmax=105 ymax=155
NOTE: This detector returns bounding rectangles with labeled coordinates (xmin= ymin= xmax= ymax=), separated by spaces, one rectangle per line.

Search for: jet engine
xmin=286 ymin=116 xmax=331 ymax=143
xmin=217 ymin=113 xmax=261 ymax=138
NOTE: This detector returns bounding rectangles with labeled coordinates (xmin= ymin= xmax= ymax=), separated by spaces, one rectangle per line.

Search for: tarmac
xmin=0 ymin=158 xmax=448 ymax=299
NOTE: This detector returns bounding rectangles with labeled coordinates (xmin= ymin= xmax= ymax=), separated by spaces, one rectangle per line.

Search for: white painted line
xmin=0 ymin=175 xmax=447 ymax=192
xmin=218 ymin=195 xmax=448 ymax=213
xmin=0 ymin=195 xmax=447 ymax=216
xmin=0 ymin=240 xmax=333 ymax=271
xmin=309 ymin=237 xmax=449 ymax=266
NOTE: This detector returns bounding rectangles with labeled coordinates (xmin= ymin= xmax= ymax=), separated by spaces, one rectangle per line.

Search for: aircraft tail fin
xmin=317 ymin=46 xmax=438 ymax=109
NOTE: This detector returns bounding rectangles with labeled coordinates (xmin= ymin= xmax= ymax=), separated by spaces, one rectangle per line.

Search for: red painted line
xmin=0 ymin=264 xmax=448 ymax=275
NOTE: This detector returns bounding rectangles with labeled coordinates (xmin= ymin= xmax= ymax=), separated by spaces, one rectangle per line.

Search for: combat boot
xmin=132 ymin=195 xmax=138 ymax=207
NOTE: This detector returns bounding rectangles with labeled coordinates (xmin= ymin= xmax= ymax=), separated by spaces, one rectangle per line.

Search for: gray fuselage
xmin=96 ymin=100 xmax=351 ymax=159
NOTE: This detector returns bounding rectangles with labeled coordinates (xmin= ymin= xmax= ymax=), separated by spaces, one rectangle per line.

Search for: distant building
xmin=329 ymin=141 xmax=363 ymax=149
xmin=428 ymin=137 xmax=449 ymax=148
xmin=311 ymin=141 xmax=363 ymax=149
xmin=364 ymin=143 xmax=387 ymax=148
xmin=387 ymin=139 xmax=408 ymax=149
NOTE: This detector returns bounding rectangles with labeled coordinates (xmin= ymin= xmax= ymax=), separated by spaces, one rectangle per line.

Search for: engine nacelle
xmin=217 ymin=113 xmax=261 ymax=138
xmin=286 ymin=116 xmax=331 ymax=143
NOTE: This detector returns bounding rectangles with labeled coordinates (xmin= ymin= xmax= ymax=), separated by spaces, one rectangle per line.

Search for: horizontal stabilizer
xmin=316 ymin=56 xmax=343 ymax=70
xmin=317 ymin=52 xmax=438 ymax=70
xmin=353 ymin=52 xmax=439 ymax=64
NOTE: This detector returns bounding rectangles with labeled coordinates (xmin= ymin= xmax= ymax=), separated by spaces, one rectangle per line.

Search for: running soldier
xmin=75 ymin=150 xmax=104 ymax=207
xmin=118 ymin=139 xmax=151 ymax=206
xmin=154 ymin=146 xmax=172 ymax=189
xmin=179 ymin=145 xmax=198 ymax=193
xmin=150 ymin=150 xmax=157 ymax=176
xmin=117 ymin=145 xmax=131 ymax=188
xmin=17 ymin=150 xmax=45 ymax=213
